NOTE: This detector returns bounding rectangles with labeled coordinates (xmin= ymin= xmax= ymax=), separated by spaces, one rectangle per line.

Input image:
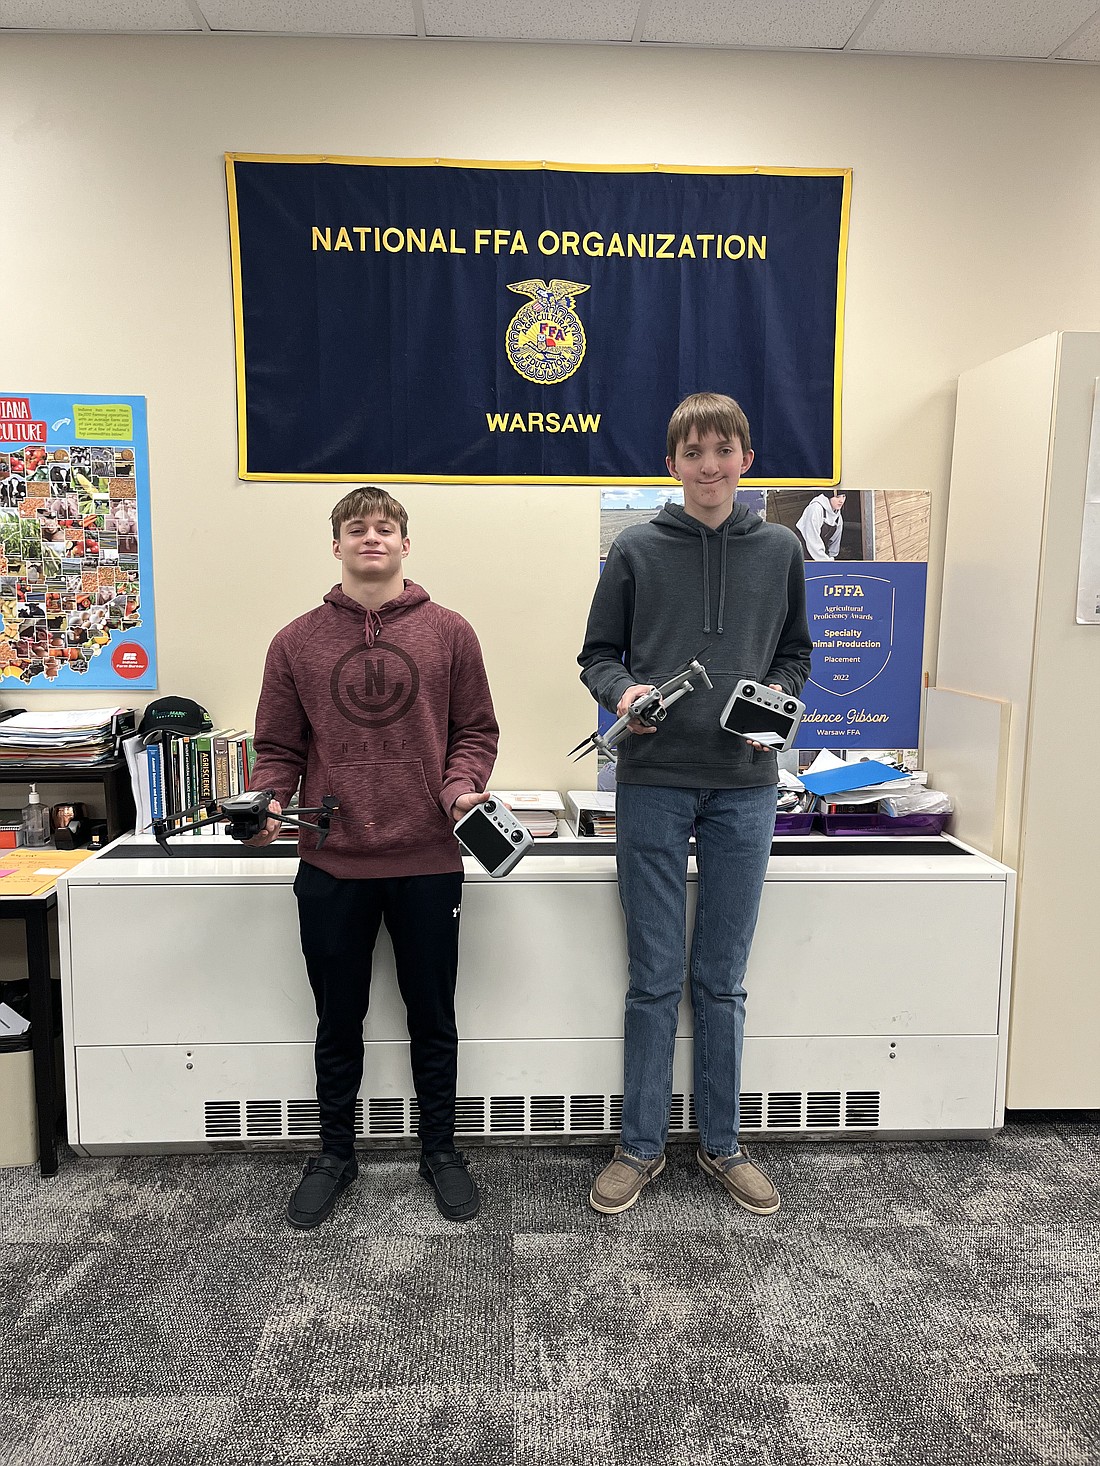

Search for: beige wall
xmin=2 ymin=34 xmax=1100 ymax=794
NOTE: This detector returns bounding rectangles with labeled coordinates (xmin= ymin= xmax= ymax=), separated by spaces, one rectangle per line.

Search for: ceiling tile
xmin=1059 ymin=8 xmax=1100 ymax=58
xmin=423 ymin=0 xmax=639 ymax=42
xmin=643 ymin=0 xmax=873 ymax=48
xmin=0 ymin=0 xmax=199 ymax=27
xmin=852 ymin=0 xmax=1100 ymax=57
xmin=198 ymin=0 xmax=415 ymax=34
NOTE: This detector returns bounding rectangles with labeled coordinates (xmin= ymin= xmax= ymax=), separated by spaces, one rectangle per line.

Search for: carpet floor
xmin=1 ymin=1116 xmax=1098 ymax=1466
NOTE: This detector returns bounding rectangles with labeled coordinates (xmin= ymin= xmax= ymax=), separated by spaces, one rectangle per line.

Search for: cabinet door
xmin=746 ymin=880 xmax=1006 ymax=1036
xmin=67 ymin=885 xmax=317 ymax=1045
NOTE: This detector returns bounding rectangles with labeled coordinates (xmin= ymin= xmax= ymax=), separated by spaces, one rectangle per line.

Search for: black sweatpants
xmin=293 ymin=861 xmax=464 ymax=1159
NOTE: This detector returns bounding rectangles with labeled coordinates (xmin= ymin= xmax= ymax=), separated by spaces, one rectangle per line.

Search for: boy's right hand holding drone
xmin=617 ymin=684 xmax=660 ymax=735
xmin=243 ymin=797 xmax=283 ymax=847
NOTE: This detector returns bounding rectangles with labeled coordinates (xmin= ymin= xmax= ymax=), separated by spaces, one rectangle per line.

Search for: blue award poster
xmin=0 ymin=392 xmax=156 ymax=690
xmin=798 ymin=562 xmax=926 ymax=750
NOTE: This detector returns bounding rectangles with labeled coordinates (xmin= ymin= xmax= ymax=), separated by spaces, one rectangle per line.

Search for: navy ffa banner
xmin=226 ymin=156 xmax=851 ymax=485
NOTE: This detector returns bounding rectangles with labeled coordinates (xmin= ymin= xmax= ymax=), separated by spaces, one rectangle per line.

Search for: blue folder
xmin=799 ymin=760 xmax=908 ymax=797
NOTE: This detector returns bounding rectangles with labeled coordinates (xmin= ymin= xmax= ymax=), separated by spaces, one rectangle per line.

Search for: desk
xmin=1 ymin=850 xmax=97 ymax=1174
xmin=0 ymin=890 xmax=59 ymax=1175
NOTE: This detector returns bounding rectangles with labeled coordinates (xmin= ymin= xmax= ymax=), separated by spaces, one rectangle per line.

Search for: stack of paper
xmin=799 ymin=754 xmax=915 ymax=808
xmin=0 ymin=1000 xmax=30 ymax=1039
xmin=121 ymin=733 xmax=153 ymax=833
xmin=565 ymin=790 xmax=616 ymax=838
xmin=0 ymin=708 xmax=128 ymax=766
xmin=492 ymin=790 xmax=563 ymax=838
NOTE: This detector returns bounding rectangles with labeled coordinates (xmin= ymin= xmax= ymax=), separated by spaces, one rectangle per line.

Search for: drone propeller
xmin=567 ymin=734 xmax=600 ymax=761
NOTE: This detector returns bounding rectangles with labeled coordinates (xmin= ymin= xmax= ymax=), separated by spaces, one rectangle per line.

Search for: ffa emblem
xmin=505 ymin=278 xmax=590 ymax=385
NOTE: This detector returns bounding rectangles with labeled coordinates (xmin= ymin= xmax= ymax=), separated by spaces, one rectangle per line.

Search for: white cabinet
xmin=931 ymin=330 xmax=1100 ymax=1107
xmin=59 ymin=836 xmax=1014 ymax=1150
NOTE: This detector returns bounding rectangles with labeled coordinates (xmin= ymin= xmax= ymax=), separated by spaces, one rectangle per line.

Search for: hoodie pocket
xmin=301 ymin=759 xmax=452 ymax=856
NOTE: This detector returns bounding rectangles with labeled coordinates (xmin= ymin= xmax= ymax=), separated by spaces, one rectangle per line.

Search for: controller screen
xmin=723 ymin=697 xmax=796 ymax=740
xmin=457 ymin=809 xmax=515 ymax=869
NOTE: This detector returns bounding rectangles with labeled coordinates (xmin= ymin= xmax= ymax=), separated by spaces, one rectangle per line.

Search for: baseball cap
xmin=139 ymin=696 xmax=213 ymax=744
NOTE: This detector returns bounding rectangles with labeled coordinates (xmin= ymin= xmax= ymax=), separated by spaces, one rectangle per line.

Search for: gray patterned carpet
xmin=1 ymin=1117 xmax=1098 ymax=1466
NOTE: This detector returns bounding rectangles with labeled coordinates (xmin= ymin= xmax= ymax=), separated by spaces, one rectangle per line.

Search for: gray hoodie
xmin=579 ymin=501 xmax=812 ymax=789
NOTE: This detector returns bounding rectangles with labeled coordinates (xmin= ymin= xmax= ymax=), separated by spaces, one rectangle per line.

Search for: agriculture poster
xmin=0 ymin=392 xmax=156 ymax=689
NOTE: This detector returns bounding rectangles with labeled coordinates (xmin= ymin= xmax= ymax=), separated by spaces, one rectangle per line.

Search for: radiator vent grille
xmin=455 ymin=1096 xmax=486 ymax=1134
xmin=201 ymin=1087 xmax=882 ymax=1140
xmin=807 ymin=1092 xmax=843 ymax=1129
xmin=530 ymin=1095 xmax=566 ymax=1133
xmin=767 ymin=1092 xmax=803 ymax=1129
xmin=490 ymin=1095 xmax=525 ymax=1133
xmin=367 ymin=1098 xmax=405 ymax=1135
xmin=287 ymin=1100 xmax=319 ymax=1136
xmin=245 ymin=1100 xmax=282 ymax=1137
xmin=204 ymin=1100 xmax=241 ymax=1138
xmin=569 ymin=1095 xmax=606 ymax=1132
xmin=845 ymin=1091 xmax=881 ymax=1128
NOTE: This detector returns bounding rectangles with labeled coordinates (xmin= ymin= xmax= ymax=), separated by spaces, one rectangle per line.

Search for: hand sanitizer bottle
xmin=22 ymin=784 xmax=51 ymax=848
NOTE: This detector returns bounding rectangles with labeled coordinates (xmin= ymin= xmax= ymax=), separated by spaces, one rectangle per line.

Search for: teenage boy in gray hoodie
xmin=579 ymin=392 xmax=812 ymax=1216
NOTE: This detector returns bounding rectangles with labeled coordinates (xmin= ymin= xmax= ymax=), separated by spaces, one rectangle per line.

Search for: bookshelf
xmin=0 ymin=758 xmax=135 ymax=842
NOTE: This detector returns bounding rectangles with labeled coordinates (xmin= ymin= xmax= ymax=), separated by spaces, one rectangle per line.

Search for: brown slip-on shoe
xmin=697 ymin=1145 xmax=780 ymax=1214
xmin=589 ymin=1146 xmax=666 ymax=1214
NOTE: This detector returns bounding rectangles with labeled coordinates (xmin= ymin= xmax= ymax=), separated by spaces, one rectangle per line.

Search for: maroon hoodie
xmin=251 ymin=582 xmax=498 ymax=879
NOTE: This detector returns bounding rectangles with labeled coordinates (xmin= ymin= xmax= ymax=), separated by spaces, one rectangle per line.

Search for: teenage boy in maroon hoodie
xmin=247 ymin=487 xmax=498 ymax=1228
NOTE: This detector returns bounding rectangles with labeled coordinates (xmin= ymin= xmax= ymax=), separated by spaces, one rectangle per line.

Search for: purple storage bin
xmin=819 ymin=811 xmax=950 ymax=837
xmin=774 ymin=811 xmax=817 ymax=835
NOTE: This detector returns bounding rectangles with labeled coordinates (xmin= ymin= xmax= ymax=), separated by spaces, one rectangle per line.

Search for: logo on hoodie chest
xmin=330 ymin=642 xmax=420 ymax=728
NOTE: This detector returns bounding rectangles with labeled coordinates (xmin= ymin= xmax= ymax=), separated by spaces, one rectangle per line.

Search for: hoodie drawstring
xmin=717 ymin=522 xmax=730 ymax=635
xmin=698 ymin=523 xmax=731 ymax=635
xmin=697 ymin=527 xmax=711 ymax=634
xmin=364 ymin=608 xmax=382 ymax=647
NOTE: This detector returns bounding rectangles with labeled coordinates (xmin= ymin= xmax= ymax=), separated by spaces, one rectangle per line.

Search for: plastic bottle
xmin=21 ymin=784 xmax=51 ymax=848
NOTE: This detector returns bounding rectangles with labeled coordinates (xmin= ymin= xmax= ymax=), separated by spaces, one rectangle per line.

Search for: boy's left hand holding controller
xmin=746 ymin=684 xmax=784 ymax=752
xmin=450 ymin=791 xmax=491 ymax=822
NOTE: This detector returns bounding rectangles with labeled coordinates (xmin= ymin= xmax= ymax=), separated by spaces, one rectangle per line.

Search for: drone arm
xmin=150 ymin=808 xmax=228 ymax=852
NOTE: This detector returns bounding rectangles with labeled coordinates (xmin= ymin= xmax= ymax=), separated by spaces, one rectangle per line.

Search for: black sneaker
xmin=418 ymin=1149 xmax=480 ymax=1221
xmin=287 ymin=1153 xmax=358 ymax=1229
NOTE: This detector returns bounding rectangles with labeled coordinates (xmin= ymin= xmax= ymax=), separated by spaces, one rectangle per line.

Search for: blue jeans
xmin=615 ymin=782 xmax=776 ymax=1160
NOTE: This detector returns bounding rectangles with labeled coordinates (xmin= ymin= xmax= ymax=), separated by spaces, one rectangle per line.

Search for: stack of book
xmin=491 ymin=790 xmax=563 ymax=838
xmin=124 ymin=728 xmax=256 ymax=834
xmin=0 ymin=708 xmax=132 ymax=766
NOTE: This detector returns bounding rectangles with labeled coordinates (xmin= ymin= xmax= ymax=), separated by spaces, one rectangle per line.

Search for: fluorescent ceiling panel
xmin=198 ymin=0 xmax=415 ymax=32
xmin=422 ymin=0 xmax=639 ymax=41
xmin=852 ymin=0 xmax=1100 ymax=57
xmin=0 ymin=0 xmax=200 ymax=27
xmin=644 ymin=0 xmax=873 ymax=48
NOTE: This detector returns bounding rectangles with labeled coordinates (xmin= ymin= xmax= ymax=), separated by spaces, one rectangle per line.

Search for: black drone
xmin=151 ymin=789 xmax=339 ymax=853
